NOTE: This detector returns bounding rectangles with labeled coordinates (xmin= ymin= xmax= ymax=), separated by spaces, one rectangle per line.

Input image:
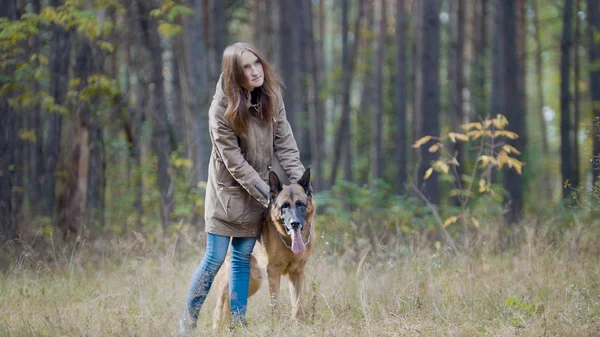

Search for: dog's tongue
xmin=291 ymin=229 xmax=305 ymax=255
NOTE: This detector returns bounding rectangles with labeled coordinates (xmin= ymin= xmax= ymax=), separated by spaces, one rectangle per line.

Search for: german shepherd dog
xmin=212 ymin=169 xmax=316 ymax=329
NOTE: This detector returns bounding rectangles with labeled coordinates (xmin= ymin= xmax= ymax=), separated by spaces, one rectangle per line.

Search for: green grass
xmin=1 ymin=227 xmax=599 ymax=337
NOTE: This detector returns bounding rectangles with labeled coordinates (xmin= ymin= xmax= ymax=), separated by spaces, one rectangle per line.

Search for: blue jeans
xmin=184 ymin=233 xmax=257 ymax=323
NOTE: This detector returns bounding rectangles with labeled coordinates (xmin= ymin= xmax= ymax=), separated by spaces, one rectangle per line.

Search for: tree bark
xmin=560 ymin=0 xmax=574 ymax=198
xmin=357 ymin=0 xmax=374 ymax=185
xmin=573 ymin=0 xmax=581 ymax=190
xmin=417 ymin=0 xmax=441 ymax=204
xmin=209 ymin=0 xmax=226 ymax=84
xmin=490 ymin=0 xmax=505 ymax=186
xmin=449 ymin=0 xmax=465 ymax=202
xmin=303 ymin=1 xmax=324 ymax=191
xmin=395 ymin=0 xmax=408 ymax=194
xmin=0 ymin=0 xmax=19 ymax=243
xmin=503 ymin=0 xmax=526 ymax=223
xmin=297 ymin=0 xmax=311 ymax=165
xmin=412 ymin=0 xmax=423 ymax=183
xmin=167 ymin=48 xmax=185 ymax=147
xmin=43 ymin=0 xmax=71 ymax=224
xmin=472 ymin=0 xmax=488 ymax=119
xmin=179 ymin=0 xmax=211 ymax=231
xmin=371 ymin=0 xmax=385 ymax=183
xmin=138 ymin=0 xmax=174 ymax=235
xmin=279 ymin=0 xmax=298 ymax=133
xmin=127 ymin=0 xmax=148 ymax=233
xmin=58 ymin=40 xmax=95 ymax=239
xmin=531 ymin=0 xmax=549 ymax=156
xmin=329 ymin=0 xmax=365 ymax=186
xmin=589 ymin=0 xmax=600 ymax=186
xmin=26 ymin=0 xmax=44 ymax=216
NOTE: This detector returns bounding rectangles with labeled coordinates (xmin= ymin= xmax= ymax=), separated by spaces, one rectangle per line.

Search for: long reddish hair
xmin=221 ymin=42 xmax=281 ymax=137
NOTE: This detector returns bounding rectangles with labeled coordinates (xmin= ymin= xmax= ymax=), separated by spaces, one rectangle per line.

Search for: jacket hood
xmin=214 ymin=73 xmax=226 ymax=102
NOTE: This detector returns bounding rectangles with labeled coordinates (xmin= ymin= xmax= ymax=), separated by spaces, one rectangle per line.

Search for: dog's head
xmin=269 ymin=168 xmax=315 ymax=254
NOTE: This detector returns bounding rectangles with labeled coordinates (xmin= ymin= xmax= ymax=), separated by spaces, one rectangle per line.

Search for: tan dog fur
xmin=212 ymin=180 xmax=316 ymax=329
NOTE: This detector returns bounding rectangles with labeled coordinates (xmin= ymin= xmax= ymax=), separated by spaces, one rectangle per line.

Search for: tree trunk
xmin=179 ymin=0 xmax=211 ymax=229
xmin=417 ymin=0 xmax=441 ymax=204
xmin=138 ymin=0 xmax=174 ymax=235
xmin=503 ymin=0 xmax=526 ymax=224
xmin=490 ymin=0 xmax=505 ymax=186
xmin=573 ymin=0 xmax=581 ymax=190
xmin=0 ymin=0 xmax=19 ymax=243
xmin=530 ymin=0 xmax=551 ymax=200
xmin=589 ymin=0 xmax=600 ymax=186
xmin=330 ymin=0 xmax=365 ymax=186
xmin=395 ymin=0 xmax=408 ymax=194
xmin=560 ymin=0 xmax=574 ymax=198
xmin=43 ymin=0 xmax=71 ymax=225
xmin=531 ymin=0 xmax=549 ymax=156
xmin=127 ymin=0 xmax=148 ymax=233
xmin=449 ymin=0 xmax=465 ymax=202
xmin=209 ymin=0 xmax=226 ymax=84
xmin=357 ymin=1 xmax=374 ymax=185
xmin=304 ymin=0 xmax=324 ymax=191
xmin=412 ymin=0 xmax=423 ymax=183
xmin=279 ymin=0 xmax=299 ymax=134
xmin=87 ymin=8 xmax=110 ymax=231
xmin=371 ymin=0 xmax=385 ymax=182
xmin=58 ymin=40 xmax=95 ymax=239
xmin=167 ymin=48 xmax=185 ymax=147
xmin=296 ymin=0 xmax=311 ymax=166
xmin=472 ymin=0 xmax=488 ymax=119
xmin=26 ymin=0 xmax=44 ymax=216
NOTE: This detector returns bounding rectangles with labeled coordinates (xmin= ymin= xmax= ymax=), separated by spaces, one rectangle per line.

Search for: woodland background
xmin=1 ymin=0 xmax=600 ymax=255
xmin=2 ymin=0 xmax=600 ymax=248
xmin=1 ymin=0 xmax=600 ymax=336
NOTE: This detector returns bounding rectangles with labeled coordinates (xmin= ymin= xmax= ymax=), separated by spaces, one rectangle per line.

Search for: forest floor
xmin=1 ymin=229 xmax=599 ymax=337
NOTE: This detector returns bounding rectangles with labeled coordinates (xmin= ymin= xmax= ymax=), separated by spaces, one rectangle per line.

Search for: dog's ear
xmin=269 ymin=170 xmax=282 ymax=198
xmin=297 ymin=168 xmax=312 ymax=197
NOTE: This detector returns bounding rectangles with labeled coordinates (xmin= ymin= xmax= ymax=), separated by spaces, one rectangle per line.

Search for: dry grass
xmin=1 ymin=226 xmax=599 ymax=337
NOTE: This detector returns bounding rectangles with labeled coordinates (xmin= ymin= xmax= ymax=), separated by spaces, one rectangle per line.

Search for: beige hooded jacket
xmin=204 ymin=76 xmax=304 ymax=237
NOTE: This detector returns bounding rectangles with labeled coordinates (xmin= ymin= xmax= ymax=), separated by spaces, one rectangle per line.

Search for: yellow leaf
xmin=509 ymin=158 xmax=525 ymax=175
xmin=483 ymin=119 xmax=493 ymax=129
xmin=493 ymin=114 xmax=509 ymax=129
xmin=443 ymin=216 xmax=458 ymax=228
xmin=412 ymin=135 xmax=432 ymax=148
xmin=502 ymin=144 xmax=521 ymax=155
xmin=454 ymin=132 xmax=470 ymax=142
xmin=495 ymin=130 xmax=519 ymax=139
xmin=448 ymin=132 xmax=469 ymax=142
xmin=428 ymin=143 xmax=441 ymax=153
xmin=448 ymin=132 xmax=456 ymax=143
xmin=497 ymin=151 xmax=510 ymax=169
xmin=424 ymin=167 xmax=433 ymax=180
xmin=461 ymin=122 xmax=482 ymax=131
xmin=478 ymin=155 xmax=490 ymax=167
xmin=467 ymin=130 xmax=483 ymax=140
xmin=472 ymin=217 xmax=480 ymax=228
xmin=433 ymin=160 xmax=450 ymax=174
xmin=478 ymin=179 xmax=487 ymax=193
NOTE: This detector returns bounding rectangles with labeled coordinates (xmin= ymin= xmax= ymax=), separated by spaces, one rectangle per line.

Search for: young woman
xmin=179 ymin=42 xmax=305 ymax=333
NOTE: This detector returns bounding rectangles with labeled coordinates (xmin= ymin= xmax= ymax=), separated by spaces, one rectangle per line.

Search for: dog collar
xmin=277 ymin=222 xmax=313 ymax=251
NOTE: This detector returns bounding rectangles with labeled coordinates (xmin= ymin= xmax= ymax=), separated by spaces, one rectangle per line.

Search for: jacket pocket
xmin=214 ymin=184 xmax=246 ymax=225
